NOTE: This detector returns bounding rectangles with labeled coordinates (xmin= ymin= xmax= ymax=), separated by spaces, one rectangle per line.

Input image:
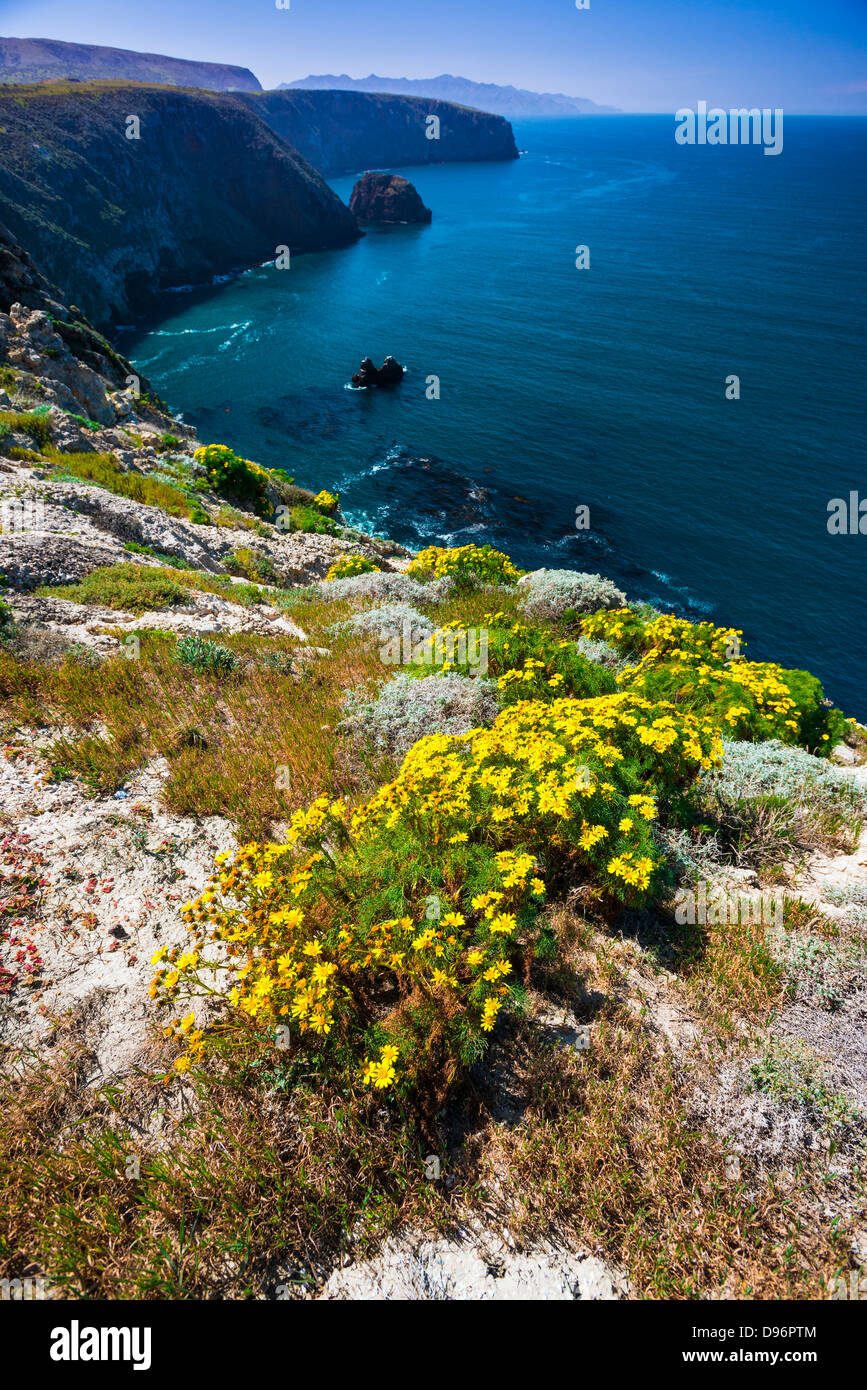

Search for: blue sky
xmin=1 ymin=0 xmax=865 ymax=112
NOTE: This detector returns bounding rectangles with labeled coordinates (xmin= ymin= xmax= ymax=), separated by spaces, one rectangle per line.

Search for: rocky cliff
xmin=0 ymin=83 xmax=359 ymax=328
xmin=0 ymin=217 xmax=150 ymax=411
xmin=0 ymin=36 xmax=261 ymax=90
xmin=241 ymin=88 xmax=519 ymax=176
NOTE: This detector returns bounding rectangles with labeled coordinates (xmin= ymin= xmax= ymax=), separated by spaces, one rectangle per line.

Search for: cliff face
xmin=0 ymin=217 xmax=147 ymax=398
xmin=242 ymin=89 xmax=519 ymax=176
xmin=0 ymin=83 xmax=359 ymax=328
xmin=0 ymin=36 xmax=261 ymax=90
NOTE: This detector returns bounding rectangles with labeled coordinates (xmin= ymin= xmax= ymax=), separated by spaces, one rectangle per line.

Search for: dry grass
xmin=0 ymin=1023 xmax=439 ymax=1299
xmin=0 ymin=616 xmax=391 ymax=838
xmin=470 ymin=1008 xmax=857 ymax=1298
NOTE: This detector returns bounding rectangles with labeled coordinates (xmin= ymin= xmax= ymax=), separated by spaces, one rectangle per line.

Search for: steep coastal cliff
xmin=241 ymin=88 xmax=520 ymax=175
xmin=0 ymin=83 xmax=359 ymax=328
xmin=0 ymin=36 xmax=261 ymax=90
xmin=0 ymin=82 xmax=518 ymax=328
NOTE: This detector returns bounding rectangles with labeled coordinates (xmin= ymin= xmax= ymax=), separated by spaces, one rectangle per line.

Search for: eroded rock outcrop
xmin=351 ymin=355 xmax=406 ymax=387
xmin=349 ymin=171 xmax=432 ymax=224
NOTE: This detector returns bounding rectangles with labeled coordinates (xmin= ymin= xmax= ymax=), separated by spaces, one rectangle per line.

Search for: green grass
xmin=37 ymin=563 xmax=185 ymax=614
xmin=289 ymin=504 xmax=338 ymax=536
xmin=47 ymin=451 xmax=205 ymax=520
xmin=0 ymin=409 xmax=52 ymax=451
xmin=123 ymin=542 xmax=190 ymax=569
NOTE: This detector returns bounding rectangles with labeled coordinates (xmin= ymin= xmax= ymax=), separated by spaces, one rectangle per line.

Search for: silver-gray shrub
xmin=702 ymin=739 xmax=866 ymax=817
xmin=340 ymin=671 xmax=500 ymax=757
xmin=574 ymin=635 xmax=627 ymax=671
xmin=329 ymin=602 xmax=434 ymax=651
xmin=518 ymin=569 xmax=627 ymax=624
xmin=698 ymin=738 xmax=865 ymax=861
xmin=322 ymin=571 xmax=451 ymax=606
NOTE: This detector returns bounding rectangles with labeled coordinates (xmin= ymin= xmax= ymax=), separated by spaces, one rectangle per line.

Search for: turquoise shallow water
xmin=124 ymin=115 xmax=866 ymax=718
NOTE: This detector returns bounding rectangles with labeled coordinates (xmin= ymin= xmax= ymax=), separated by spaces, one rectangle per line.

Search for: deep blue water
xmin=125 ymin=116 xmax=866 ymax=718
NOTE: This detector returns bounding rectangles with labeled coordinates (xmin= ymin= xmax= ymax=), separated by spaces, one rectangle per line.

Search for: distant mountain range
xmin=279 ymin=74 xmax=617 ymax=118
xmin=0 ymin=36 xmax=261 ymax=91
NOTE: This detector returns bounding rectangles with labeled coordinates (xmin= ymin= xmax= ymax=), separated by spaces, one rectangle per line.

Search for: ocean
xmin=123 ymin=115 xmax=867 ymax=718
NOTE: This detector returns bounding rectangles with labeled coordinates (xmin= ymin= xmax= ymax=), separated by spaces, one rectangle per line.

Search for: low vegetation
xmin=2 ymin=540 xmax=864 ymax=1300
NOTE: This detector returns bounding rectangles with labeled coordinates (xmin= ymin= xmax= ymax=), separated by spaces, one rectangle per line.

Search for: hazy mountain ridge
xmin=0 ymin=36 xmax=261 ymax=90
xmin=280 ymin=73 xmax=618 ymax=117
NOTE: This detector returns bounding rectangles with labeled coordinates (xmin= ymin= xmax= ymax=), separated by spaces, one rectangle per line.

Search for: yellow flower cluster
xmin=324 ymin=554 xmax=380 ymax=582
xmin=313 ymin=489 xmax=339 ymax=512
xmin=580 ymin=609 xmax=812 ymax=745
xmin=153 ymin=692 xmax=718 ymax=1084
xmin=362 ymin=1044 xmax=399 ymax=1088
xmin=407 ymin=544 xmax=521 ymax=587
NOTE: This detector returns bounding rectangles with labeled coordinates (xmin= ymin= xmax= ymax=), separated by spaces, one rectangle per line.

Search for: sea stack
xmin=351 ymin=356 xmax=405 ymax=387
xmin=349 ymin=171 xmax=432 ymax=225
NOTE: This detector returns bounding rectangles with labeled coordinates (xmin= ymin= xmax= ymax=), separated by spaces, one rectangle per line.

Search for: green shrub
xmin=194 ymin=444 xmax=271 ymax=515
xmin=289 ymin=504 xmax=337 ymax=536
xmin=408 ymin=612 xmax=617 ymax=705
xmin=175 ymin=635 xmax=239 ymax=676
xmin=38 ymin=563 xmax=184 ymax=614
xmin=230 ymin=548 xmax=280 ymax=586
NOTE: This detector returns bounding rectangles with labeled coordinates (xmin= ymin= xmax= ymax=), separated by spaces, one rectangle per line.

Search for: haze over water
xmin=126 ymin=115 xmax=867 ymax=718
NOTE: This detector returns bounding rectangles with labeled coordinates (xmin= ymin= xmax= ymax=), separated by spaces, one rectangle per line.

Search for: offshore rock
xmin=349 ymin=171 xmax=432 ymax=224
xmin=351 ymin=355 xmax=405 ymax=388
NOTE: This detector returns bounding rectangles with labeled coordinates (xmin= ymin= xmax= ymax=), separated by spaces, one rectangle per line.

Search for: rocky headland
xmin=0 ymin=82 xmax=516 ymax=328
xmin=241 ymin=87 xmax=519 ymax=177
